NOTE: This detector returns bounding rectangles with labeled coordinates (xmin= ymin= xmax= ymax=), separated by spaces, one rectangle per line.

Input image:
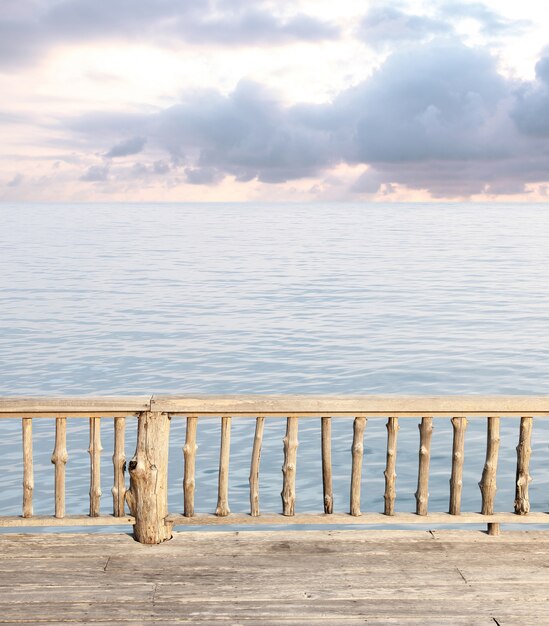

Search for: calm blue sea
xmin=1 ymin=202 xmax=549 ymax=530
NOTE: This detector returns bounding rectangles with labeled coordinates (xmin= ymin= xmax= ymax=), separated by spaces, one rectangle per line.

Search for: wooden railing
xmin=1 ymin=396 xmax=549 ymax=543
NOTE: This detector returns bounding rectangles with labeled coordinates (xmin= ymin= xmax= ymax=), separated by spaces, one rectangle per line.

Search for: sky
xmin=1 ymin=0 xmax=549 ymax=202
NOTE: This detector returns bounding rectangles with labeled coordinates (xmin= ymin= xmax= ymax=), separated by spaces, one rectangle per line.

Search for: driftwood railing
xmin=1 ymin=396 xmax=548 ymax=543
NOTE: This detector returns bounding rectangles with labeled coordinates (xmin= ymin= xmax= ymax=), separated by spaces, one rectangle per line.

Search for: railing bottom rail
xmin=167 ymin=511 xmax=549 ymax=526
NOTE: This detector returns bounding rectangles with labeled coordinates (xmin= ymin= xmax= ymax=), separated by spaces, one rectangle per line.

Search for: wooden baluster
xmin=281 ymin=416 xmax=299 ymax=516
xmin=350 ymin=416 xmax=367 ymax=516
xmin=22 ymin=418 xmax=34 ymax=518
xmin=515 ymin=416 xmax=533 ymax=515
xmin=449 ymin=417 xmax=467 ymax=515
xmin=215 ymin=416 xmax=231 ymax=517
xmin=183 ymin=416 xmax=198 ymax=517
xmin=112 ymin=417 xmax=126 ymax=517
xmin=321 ymin=416 xmax=333 ymax=514
xmin=479 ymin=416 xmax=500 ymax=535
xmin=415 ymin=417 xmax=433 ymax=515
xmin=51 ymin=417 xmax=68 ymax=518
xmin=249 ymin=416 xmax=265 ymax=517
xmin=384 ymin=417 xmax=399 ymax=516
xmin=88 ymin=417 xmax=102 ymax=517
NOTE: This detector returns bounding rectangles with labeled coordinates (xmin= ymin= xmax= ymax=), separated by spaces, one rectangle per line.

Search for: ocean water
xmin=1 ymin=202 xmax=549 ymax=530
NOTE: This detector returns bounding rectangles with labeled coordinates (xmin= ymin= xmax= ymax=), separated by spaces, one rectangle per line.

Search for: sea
xmin=1 ymin=202 xmax=549 ymax=531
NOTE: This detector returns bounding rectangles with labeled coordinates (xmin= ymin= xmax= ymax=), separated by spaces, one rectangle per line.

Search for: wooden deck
xmin=1 ymin=530 xmax=548 ymax=624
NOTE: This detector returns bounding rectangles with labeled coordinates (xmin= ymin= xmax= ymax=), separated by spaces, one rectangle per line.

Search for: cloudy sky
xmin=1 ymin=0 xmax=549 ymax=202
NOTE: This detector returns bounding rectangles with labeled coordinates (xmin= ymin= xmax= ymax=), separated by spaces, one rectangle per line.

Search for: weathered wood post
xmin=125 ymin=411 xmax=172 ymax=544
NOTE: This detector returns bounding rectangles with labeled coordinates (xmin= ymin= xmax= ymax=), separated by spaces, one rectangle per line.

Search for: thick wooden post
xmin=125 ymin=411 xmax=172 ymax=544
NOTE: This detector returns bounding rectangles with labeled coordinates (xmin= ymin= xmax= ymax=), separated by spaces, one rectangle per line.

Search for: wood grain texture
xmin=515 ymin=416 xmax=533 ymax=515
xmin=350 ymin=417 xmax=367 ymax=516
xmin=21 ymin=417 xmax=33 ymax=518
xmin=415 ymin=417 xmax=433 ymax=515
xmin=125 ymin=411 xmax=171 ymax=544
xmin=215 ymin=416 xmax=231 ymax=517
xmin=167 ymin=511 xmax=549 ymax=526
xmin=249 ymin=416 xmax=265 ymax=517
xmin=479 ymin=416 xmax=500 ymax=535
xmin=321 ymin=417 xmax=333 ymax=514
xmin=2 ymin=530 xmax=549 ymax=624
xmin=281 ymin=417 xmax=299 ymax=516
xmin=183 ymin=416 xmax=198 ymax=517
xmin=449 ymin=417 xmax=467 ymax=515
xmin=384 ymin=417 xmax=399 ymax=516
xmin=51 ymin=417 xmax=68 ymax=519
xmin=111 ymin=417 xmax=126 ymax=517
xmin=88 ymin=417 xmax=102 ymax=517
xmin=4 ymin=394 xmax=549 ymax=416
xmin=150 ymin=394 xmax=549 ymax=416
xmin=0 ymin=514 xmax=134 ymax=527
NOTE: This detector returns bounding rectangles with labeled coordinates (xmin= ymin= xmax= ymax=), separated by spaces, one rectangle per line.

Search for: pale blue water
xmin=1 ymin=202 xmax=549 ymax=531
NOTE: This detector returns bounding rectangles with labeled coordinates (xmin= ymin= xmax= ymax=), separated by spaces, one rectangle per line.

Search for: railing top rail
xmin=0 ymin=396 xmax=151 ymax=416
xmin=153 ymin=395 xmax=549 ymax=415
xmin=2 ymin=395 xmax=549 ymax=416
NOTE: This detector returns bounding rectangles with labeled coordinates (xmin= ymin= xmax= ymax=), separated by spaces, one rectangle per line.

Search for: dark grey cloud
xmin=105 ymin=136 xmax=146 ymax=158
xmin=511 ymin=56 xmax=549 ymax=136
xmin=358 ymin=6 xmax=452 ymax=47
xmin=67 ymin=41 xmax=549 ymax=197
xmin=184 ymin=167 xmax=224 ymax=185
xmin=337 ymin=41 xmax=511 ymax=163
xmin=0 ymin=0 xmax=339 ymax=69
xmin=80 ymin=163 xmax=109 ymax=182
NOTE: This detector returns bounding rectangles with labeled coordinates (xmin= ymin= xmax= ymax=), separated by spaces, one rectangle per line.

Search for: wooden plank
xmin=0 ymin=515 xmax=134 ymax=527
xmin=0 ymin=396 xmax=151 ymax=414
xmin=151 ymin=395 xmax=549 ymax=416
xmin=0 ymin=530 xmax=548 ymax=625
xmin=3 ymin=394 xmax=549 ymax=417
xmin=167 ymin=511 xmax=549 ymax=526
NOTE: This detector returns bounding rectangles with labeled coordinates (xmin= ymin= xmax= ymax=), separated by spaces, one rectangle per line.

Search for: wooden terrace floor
xmin=1 ymin=529 xmax=548 ymax=624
